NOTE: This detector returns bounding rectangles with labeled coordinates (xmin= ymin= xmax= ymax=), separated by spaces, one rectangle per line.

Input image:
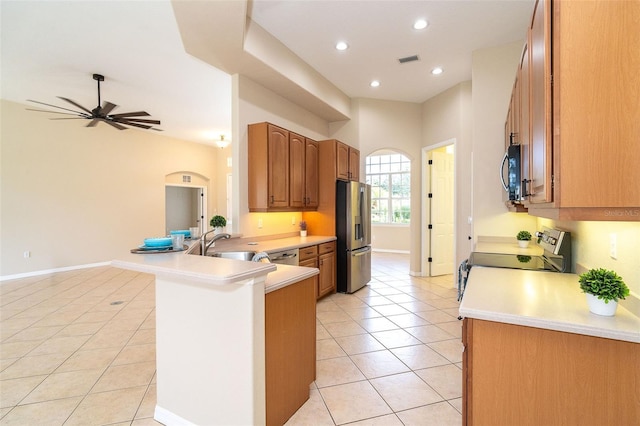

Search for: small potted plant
xmin=579 ymin=268 xmax=629 ymax=316
xmin=299 ymin=220 xmax=307 ymax=237
xmin=516 ymin=230 xmax=532 ymax=248
xmin=210 ymin=215 xmax=227 ymax=234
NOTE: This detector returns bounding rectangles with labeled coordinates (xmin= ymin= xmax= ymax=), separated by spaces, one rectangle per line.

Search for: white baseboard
xmin=371 ymin=248 xmax=410 ymax=254
xmin=154 ymin=405 xmax=195 ymax=426
xmin=0 ymin=261 xmax=111 ymax=282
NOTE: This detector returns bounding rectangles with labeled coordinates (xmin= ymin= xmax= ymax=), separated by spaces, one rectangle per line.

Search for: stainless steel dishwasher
xmin=268 ymin=248 xmax=299 ymax=266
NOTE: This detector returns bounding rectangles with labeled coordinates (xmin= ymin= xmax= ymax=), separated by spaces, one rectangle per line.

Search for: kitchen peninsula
xmin=459 ymin=267 xmax=640 ymax=425
xmin=112 ymin=247 xmax=319 ymax=425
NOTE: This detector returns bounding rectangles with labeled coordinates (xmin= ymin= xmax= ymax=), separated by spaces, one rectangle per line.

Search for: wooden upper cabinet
xmin=336 ymin=141 xmax=350 ymax=180
xmin=520 ymin=39 xmax=531 ymax=200
xmin=528 ymin=0 xmax=552 ymax=204
xmin=289 ymin=132 xmax=306 ymax=209
xmin=248 ymin=123 xmax=289 ymax=211
xmin=304 ymin=139 xmax=319 ymax=209
xmin=336 ymin=140 xmax=360 ymax=181
xmin=511 ymin=0 xmax=640 ymax=220
xmin=348 ymin=148 xmax=360 ymax=181
xmin=248 ymin=122 xmax=319 ymax=212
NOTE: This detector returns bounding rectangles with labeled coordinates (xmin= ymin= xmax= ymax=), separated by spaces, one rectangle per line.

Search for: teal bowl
xmin=144 ymin=237 xmax=172 ymax=247
xmin=170 ymin=229 xmax=191 ymax=238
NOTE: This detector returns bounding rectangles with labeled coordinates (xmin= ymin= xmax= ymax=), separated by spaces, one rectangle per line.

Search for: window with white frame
xmin=365 ymin=152 xmax=411 ymax=224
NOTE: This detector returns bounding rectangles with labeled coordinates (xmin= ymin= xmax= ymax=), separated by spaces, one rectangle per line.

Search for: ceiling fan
xmin=27 ymin=73 xmax=162 ymax=131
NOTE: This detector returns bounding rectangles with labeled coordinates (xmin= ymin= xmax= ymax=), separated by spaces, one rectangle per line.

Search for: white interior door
xmin=430 ymin=150 xmax=455 ymax=276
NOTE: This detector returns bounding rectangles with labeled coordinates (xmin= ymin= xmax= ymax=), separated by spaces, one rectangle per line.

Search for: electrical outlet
xmin=609 ymin=233 xmax=617 ymax=259
xmin=23 ymin=251 xmax=30 ymax=258
xmin=258 ymin=218 xmax=263 ymax=229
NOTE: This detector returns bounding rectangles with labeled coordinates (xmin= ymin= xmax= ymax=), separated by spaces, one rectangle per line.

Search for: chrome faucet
xmin=200 ymin=231 xmax=231 ymax=255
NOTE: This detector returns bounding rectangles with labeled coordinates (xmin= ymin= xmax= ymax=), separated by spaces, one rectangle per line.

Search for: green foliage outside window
xmin=366 ymin=153 xmax=411 ymax=224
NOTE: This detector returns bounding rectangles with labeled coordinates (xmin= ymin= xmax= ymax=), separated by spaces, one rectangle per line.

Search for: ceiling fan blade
xmin=115 ymin=118 xmax=161 ymax=125
xmin=100 ymin=101 xmax=118 ymax=116
xmin=104 ymin=120 xmax=128 ymax=130
xmin=109 ymin=111 xmax=151 ymax=118
xmin=26 ymin=108 xmax=86 ymax=117
xmin=50 ymin=117 xmax=90 ymax=120
xmin=115 ymin=120 xmax=152 ymax=130
xmin=86 ymin=118 xmax=100 ymax=127
xmin=57 ymin=97 xmax=93 ymax=115
xmin=27 ymin=99 xmax=89 ymax=116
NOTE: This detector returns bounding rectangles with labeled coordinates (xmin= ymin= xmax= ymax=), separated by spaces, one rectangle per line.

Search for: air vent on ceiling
xmin=398 ymin=55 xmax=420 ymax=64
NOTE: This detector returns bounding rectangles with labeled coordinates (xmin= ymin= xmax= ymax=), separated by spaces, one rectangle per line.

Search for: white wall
xmin=422 ymin=82 xmax=473 ymax=272
xmin=0 ymin=99 xmax=221 ymax=277
xmin=471 ymin=41 xmax=538 ymax=242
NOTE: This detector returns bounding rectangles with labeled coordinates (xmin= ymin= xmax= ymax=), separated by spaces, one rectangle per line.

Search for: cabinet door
xmin=289 ymin=132 xmax=306 ymax=209
xmin=267 ymin=125 xmax=290 ymax=208
xmin=336 ymin=141 xmax=350 ymax=181
xmin=318 ymin=251 xmax=335 ymax=298
xmin=304 ymin=139 xmax=319 ymax=208
xmin=529 ymin=0 xmax=552 ymax=203
xmin=349 ymin=148 xmax=360 ymax=181
xmin=520 ymin=40 xmax=531 ymax=200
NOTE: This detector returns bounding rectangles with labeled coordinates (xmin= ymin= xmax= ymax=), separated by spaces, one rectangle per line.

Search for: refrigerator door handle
xmin=352 ymin=246 xmax=371 ymax=257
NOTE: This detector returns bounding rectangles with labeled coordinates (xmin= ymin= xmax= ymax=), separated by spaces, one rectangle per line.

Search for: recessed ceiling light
xmin=370 ymin=80 xmax=380 ymax=87
xmin=413 ymin=19 xmax=428 ymax=30
xmin=431 ymin=67 xmax=443 ymax=75
xmin=335 ymin=41 xmax=349 ymax=51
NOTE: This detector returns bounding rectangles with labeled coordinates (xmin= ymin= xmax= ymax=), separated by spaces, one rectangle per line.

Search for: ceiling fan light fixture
xmin=216 ymin=135 xmax=230 ymax=148
xmin=413 ymin=19 xmax=428 ymax=30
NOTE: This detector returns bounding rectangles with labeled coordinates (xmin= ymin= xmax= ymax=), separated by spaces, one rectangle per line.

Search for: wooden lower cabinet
xmin=317 ymin=242 xmax=336 ymax=299
xmin=299 ymin=241 xmax=336 ymax=300
xmin=462 ymin=318 xmax=640 ymax=426
xmin=265 ymin=277 xmax=316 ymax=426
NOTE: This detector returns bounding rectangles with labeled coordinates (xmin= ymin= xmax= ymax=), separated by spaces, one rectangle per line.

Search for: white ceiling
xmin=0 ymin=0 xmax=534 ymax=145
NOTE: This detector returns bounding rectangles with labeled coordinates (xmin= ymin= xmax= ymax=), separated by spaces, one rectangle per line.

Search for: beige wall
xmin=234 ymin=74 xmax=331 ymax=238
xmin=538 ymin=219 xmax=640 ymax=296
xmin=330 ymin=98 xmax=422 ymax=271
xmin=0 ymin=99 xmax=221 ymax=277
xmin=471 ymin=41 xmax=538 ymax=243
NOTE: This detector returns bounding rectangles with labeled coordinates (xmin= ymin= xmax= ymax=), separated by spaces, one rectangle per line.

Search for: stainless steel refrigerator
xmin=336 ymin=180 xmax=372 ymax=293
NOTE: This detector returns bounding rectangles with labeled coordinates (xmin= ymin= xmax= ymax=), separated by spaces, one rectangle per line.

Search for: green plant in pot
xmin=516 ymin=230 xmax=532 ymax=248
xmin=578 ymin=268 xmax=629 ymax=316
xmin=210 ymin=215 xmax=227 ymax=234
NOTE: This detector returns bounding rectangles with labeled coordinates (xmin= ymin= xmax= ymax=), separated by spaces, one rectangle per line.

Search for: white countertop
xmin=211 ymin=235 xmax=336 ymax=254
xmin=475 ymin=236 xmax=543 ymax=256
xmin=112 ymin=235 xmax=326 ymax=293
xmin=459 ymin=266 xmax=640 ymax=343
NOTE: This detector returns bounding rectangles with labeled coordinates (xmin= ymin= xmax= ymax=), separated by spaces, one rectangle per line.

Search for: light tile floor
xmin=0 ymin=252 xmax=462 ymax=425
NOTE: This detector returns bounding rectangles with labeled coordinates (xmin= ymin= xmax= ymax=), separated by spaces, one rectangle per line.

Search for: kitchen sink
xmin=207 ymin=250 xmax=257 ymax=261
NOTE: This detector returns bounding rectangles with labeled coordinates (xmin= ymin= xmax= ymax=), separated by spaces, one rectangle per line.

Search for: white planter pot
xmin=586 ymin=293 xmax=618 ymax=316
xmin=300 ymin=230 xmax=307 ymax=237
xmin=517 ymin=240 xmax=530 ymax=248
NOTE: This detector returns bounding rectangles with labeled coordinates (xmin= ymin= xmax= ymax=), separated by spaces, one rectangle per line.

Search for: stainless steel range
xmin=458 ymin=227 xmax=572 ymax=300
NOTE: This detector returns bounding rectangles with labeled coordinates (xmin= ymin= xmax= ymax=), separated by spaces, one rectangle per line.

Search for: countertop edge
xmin=264 ymin=265 xmax=320 ymax=294
xmin=458 ymin=307 xmax=640 ymax=343
xmin=111 ymin=257 xmax=277 ymax=286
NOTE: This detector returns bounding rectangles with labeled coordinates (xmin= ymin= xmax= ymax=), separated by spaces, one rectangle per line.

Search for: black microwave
xmin=501 ymin=144 xmax=521 ymax=201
